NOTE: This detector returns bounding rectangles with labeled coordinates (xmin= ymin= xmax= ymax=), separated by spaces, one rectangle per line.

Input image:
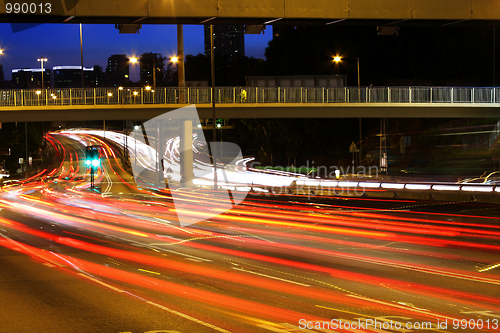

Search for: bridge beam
xmin=0 ymin=104 xmax=499 ymax=122
xmin=1 ymin=0 xmax=500 ymax=23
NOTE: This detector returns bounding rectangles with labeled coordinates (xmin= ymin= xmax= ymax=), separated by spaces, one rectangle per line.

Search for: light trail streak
xmin=0 ymin=130 xmax=499 ymax=332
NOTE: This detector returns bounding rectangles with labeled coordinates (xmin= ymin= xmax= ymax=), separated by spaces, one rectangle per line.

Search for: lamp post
xmin=334 ymin=55 xmax=362 ymax=166
xmin=129 ymin=56 xmax=138 ymax=86
xmin=170 ymin=56 xmax=181 ymax=103
xmin=37 ymin=57 xmax=48 ymax=90
xmin=80 ymin=24 xmax=84 ymax=88
xmin=118 ymin=86 xmax=123 ymax=104
xmin=333 ymin=56 xmax=359 ymax=87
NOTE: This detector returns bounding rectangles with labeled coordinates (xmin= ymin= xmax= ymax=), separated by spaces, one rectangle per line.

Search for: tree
xmin=139 ymin=52 xmax=167 ymax=86
xmin=263 ymin=25 xmax=498 ymax=86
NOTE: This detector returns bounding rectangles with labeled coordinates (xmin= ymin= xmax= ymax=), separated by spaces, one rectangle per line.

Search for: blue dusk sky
xmin=0 ymin=23 xmax=273 ymax=81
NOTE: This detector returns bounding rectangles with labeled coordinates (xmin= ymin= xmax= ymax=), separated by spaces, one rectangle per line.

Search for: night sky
xmin=0 ymin=23 xmax=272 ymax=81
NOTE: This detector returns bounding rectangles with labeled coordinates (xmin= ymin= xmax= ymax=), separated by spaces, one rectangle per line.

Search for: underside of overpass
xmin=1 ymin=0 xmax=500 ymax=26
xmin=1 ymin=103 xmax=499 ymax=122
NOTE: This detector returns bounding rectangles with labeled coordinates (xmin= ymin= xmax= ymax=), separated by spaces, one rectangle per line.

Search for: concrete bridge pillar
xmin=180 ymin=120 xmax=193 ymax=188
xmin=178 ymin=25 xmax=186 ymax=104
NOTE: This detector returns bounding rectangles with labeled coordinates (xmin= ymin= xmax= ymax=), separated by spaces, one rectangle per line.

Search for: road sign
xmin=349 ymin=141 xmax=359 ymax=153
xmin=0 ymin=148 xmax=11 ymax=155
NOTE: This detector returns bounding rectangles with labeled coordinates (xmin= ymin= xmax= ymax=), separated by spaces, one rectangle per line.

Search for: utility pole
xmin=177 ymin=25 xmax=185 ymax=103
xmin=210 ymin=24 xmax=217 ymax=190
xmin=80 ymin=24 xmax=84 ymax=88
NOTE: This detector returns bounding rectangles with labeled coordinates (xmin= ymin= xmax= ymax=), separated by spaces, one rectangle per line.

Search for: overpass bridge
xmin=1 ymin=0 xmax=499 ymax=26
xmin=0 ymin=86 xmax=499 ymax=122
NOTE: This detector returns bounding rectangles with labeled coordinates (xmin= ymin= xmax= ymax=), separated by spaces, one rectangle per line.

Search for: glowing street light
xmin=37 ymin=57 xmax=48 ymax=90
xmin=333 ymin=55 xmax=360 ymax=87
xmin=170 ymin=56 xmax=179 ymax=63
xmin=334 ymin=55 xmax=363 ymax=165
xmin=129 ymin=57 xmax=138 ymax=64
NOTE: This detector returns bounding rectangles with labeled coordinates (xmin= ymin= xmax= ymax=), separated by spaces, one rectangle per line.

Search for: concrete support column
xmin=177 ymin=24 xmax=186 ymax=104
xmin=157 ymin=120 xmax=164 ymax=187
xmin=180 ymin=120 xmax=193 ymax=188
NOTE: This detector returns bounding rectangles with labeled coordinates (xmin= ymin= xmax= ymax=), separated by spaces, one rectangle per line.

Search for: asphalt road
xmin=0 ymin=131 xmax=499 ymax=333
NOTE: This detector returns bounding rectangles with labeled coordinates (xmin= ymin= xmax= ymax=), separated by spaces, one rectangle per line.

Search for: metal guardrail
xmin=1 ymin=86 xmax=500 ymax=107
xmin=280 ymin=179 xmax=500 ymax=195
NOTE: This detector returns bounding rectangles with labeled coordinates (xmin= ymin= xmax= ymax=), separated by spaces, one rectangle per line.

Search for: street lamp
xmin=128 ymin=57 xmax=139 ymax=87
xmin=334 ymin=55 xmax=362 ymax=166
xmin=333 ymin=55 xmax=360 ymax=87
xmin=170 ymin=55 xmax=186 ymax=104
xmin=37 ymin=57 xmax=48 ymax=90
xmin=118 ymin=86 xmax=123 ymax=104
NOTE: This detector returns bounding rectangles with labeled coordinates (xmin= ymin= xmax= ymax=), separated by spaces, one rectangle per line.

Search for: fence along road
xmin=1 ymin=86 xmax=499 ymax=122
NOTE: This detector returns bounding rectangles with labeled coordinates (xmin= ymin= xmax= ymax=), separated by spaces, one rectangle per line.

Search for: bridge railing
xmin=1 ymin=86 xmax=499 ymax=107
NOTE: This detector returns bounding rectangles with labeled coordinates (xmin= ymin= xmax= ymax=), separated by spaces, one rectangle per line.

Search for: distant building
xmin=12 ymin=68 xmax=52 ymax=89
xmin=106 ymin=54 xmax=130 ymax=87
xmin=139 ymin=52 xmax=164 ymax=86
xmin=246 ymin=75 xmax=347 ymax=87
xmin=0 ymin=64 xmax=4 ymax=88
xmin=52 ymin=65 xmax=103 ymax=88
xmin=204 ymin=25 xmax=245 ymax=62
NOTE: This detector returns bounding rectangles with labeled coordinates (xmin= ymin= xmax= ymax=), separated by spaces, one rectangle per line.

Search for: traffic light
xmin=85 ymin=146 xmax=100 ymax=188
xmin=85 ymin=148 xmax=100 ymax=167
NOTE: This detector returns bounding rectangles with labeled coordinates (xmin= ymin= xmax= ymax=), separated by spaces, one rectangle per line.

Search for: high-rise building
xmin=12 ymin=68 xmax=52 ymax=89
xmin=0 ymin=64 xmax=4 ymax=88
xmin=204 ymin=25 xmax=245 ymax=62
xmin=106 ymin=54 xmax=130 ymax=87
xmin=52 ymin=65 xmax=103 ymax=88
xmin=139 ymin=52 xmax=164 ymax=86
xmin=93 ymin=65 xmax=104 ymax=87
